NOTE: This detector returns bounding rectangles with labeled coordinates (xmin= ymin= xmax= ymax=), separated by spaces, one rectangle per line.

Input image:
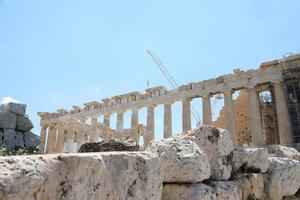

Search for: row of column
xmin=40 ymin=81 xmax=293 ymax=153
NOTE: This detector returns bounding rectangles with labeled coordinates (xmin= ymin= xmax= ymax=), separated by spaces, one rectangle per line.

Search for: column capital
xmin=147 ymin=104 xmax=157 ymax=109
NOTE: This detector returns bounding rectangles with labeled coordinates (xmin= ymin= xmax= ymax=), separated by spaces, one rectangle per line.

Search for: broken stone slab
xmin=146 ymin=137 xmax=211 ymax=183
xmin=1 ymin=129 xmax=23 ymax=151
xmin=0 ymin=152 xmax=163 ymax=200
xmin=3 ymin=102 xmax=26 ymax=116
xmin=234 ymin=173 xmax=265 ymax=200
xmin=210 ymin=181 xmax=240 ymax=200
xmin=266 ymin=145 xmax=300 ymax=161
xmin=162 ymin=183 xmax=217 ymax=200
xmin=0 ymin=111 xmax=17 ymax=129
xmin=264 ymin=156 xmax=300 ymax=200
xmin=24 ymin=131 xmax=40 ymax=148
xmin=78 ymin=139 xmax=139 ymax=152
xmin=230 ymin=147 xmax=269 ymax=174
xmin=16 ymin=115 xmax=34 ymax=132
xmin=179 ymin=125 xmax=234 ymax=180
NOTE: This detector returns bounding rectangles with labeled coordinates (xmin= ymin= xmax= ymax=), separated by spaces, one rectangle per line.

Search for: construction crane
xmin=146 ymin=49 xmax=202 ymax=125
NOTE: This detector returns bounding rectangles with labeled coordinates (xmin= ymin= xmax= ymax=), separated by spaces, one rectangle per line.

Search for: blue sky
xmin=0 ymin=0 xmax=300 ymax=140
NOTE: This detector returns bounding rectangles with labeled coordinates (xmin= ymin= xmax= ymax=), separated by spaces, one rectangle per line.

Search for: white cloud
xmin=1 ymin=97 xmax=20 ymax=104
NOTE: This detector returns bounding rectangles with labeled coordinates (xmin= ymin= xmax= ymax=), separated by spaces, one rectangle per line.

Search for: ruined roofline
xmin=38 ymin=53 xmax=300 ymax=124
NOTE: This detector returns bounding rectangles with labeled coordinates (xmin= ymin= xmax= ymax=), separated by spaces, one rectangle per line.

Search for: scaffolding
xmin=282 ymin=63 xmax=300 ymax=144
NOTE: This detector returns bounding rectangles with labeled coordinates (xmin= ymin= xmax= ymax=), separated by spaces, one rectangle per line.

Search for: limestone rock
xmin=235 ymin=173 xmax=264 ymax=200
xmin=15 ymin=131 xmax=24 ymax=148
xmin=24 ymin=131 xmax=40 ymax=148
xmin=0 ymin=129 xmax=3 ymax=145
xmin=264 ymin=156 xmax=300 ymax=200
xmin=0 ymin=152 xmax=163 ymax=200
xmin=230 ymin=147 xmax=269 ymax=174
xmin=16 ymin=115 xmax=33 ymax=132
xmin=4 ymin=102 xmax=26 ymax=115
xmin=79 ymin=139 xmax=139 ymax=152
xmin=210 ymin=181 xmax=239 ymax=200
xmin=162 ymin=183 xmax=217 ymax=200
xmin=146 ymin=137 xmax=211 ymax=183
xmin=2 ymin=129 xmax=18 ymax=151
xmin=266 ymin=145 xmax=300 ymax=161
xmin=180 ymin=125 xmax=234 ymax=180
xmin=0 ymin=111 xmax=17 ymax=129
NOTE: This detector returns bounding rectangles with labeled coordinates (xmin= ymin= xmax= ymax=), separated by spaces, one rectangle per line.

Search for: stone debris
xmin=179 ymin=125 xmax=234 ymax=180
xmin=266 ymin=145 xmax=300 ymax=161
xmin=264 ymin=156 xmax=300 ymax=200
xmin=146 ymin=137 xmax=211 ymax=183
xmin=162 ymin=183 xmax=217 ymax=200
xmin=230 ymin=147 xmax=269 ymax=174
xmin=0 ymin=152 xmax=162 ymax=200
xmin=0 ymin=102 xmax=40 ymax=151
xmin=78 ymin=139 xmax=139 ymax=152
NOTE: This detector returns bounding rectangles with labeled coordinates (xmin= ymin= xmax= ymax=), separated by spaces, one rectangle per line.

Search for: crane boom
xmin=146 ymin=49 xmax=202 ymax=125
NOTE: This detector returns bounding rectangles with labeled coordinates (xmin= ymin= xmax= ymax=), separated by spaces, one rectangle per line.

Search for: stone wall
xmin=0 ymin=102 xmax=40 ymax=151
xmin=0 ymin=125 xmax=299 ymax=200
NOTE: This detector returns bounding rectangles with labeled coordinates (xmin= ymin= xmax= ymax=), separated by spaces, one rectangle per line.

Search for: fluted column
xmin=247 ymin=87 xmax=264 ymax=145
xmin=76 ymin=118 xmax=86 ymax=151
xmin=131 ymin=108 xmax=139 ymax=142
xmin=202 ymin=94 xmax=212 ymax=125
xmin=55 ymin=124 xmax=65 ymax=153
xmin=39 ymin=124 xmax=48 ymax=152
xmin=116 ymin=112 xmax=124 ymax=133
xmin=224 ymin=90 xmax=237 ymax=145
xmin=146 ymin=105 xmax=155 ymax=146
xmin=164 ymin=103 xmax=172 ymax=138
xmin=274 ymin=81 xmax=293 ymax=146
xmin=104 ymin=114 xmax=110 ymax=128
xmin=46 ymin=125 xmax=57 ymax=153
xmin=182 ymin=98 xmax=191 ymax=132
xmin=65 ymin=124 xmax=74 ymax=153
xmin=89 ymin=117 xmax=98 ymax=142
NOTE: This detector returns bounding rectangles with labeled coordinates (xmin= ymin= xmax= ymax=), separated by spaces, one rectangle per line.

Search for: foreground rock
xmin=162 ymin=183 xmax=216 ymax=200
xmin=230 ymin=147 xmax=269 ymax=174
xmin=179 ymin=125 xmax=234 ymax=180
xmin=266 ymin=145 xmax=300 ymax=161
xmin=210 ymin=181 xmax=240 ymax=200
xmin=0 ymin=152 xmax=162 ymax=200
xmin=265 ymin=156 xmax=300 ymax=200
xmin=78 ymin=139 xmax=139 ymax=152
xmin=235 ymin=173 xmax=265 ymax=200
xmin=146 ymin=137 xmax=211 ymax=183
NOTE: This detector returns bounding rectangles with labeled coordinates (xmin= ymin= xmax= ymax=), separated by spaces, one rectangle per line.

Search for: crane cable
xmin=146 ymin=49 xmax=202 ymax=125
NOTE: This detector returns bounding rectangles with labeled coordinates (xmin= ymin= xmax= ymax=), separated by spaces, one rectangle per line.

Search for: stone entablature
xmin=39 ymin=54 xmax=300 ymax=153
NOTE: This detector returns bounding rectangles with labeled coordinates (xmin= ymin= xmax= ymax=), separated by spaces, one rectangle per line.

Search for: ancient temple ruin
xmin=38 ymin=54 xmax=300 ymax=153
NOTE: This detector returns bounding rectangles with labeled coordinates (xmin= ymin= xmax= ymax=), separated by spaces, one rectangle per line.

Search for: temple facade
xmin=38 ymin=54 xmax=300 ymax=153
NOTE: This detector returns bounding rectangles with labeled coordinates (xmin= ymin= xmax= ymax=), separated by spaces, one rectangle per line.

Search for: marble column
xmin=202 ymin=94 xmax=212 ymax=125
xmin=248 ymin=87 xmax=264 ymax=145
xmin=146 ymin=105 xmax=155 ymax=146
xmin=89 ymin=117 xmax=98 ymax=142
xmin=46 ymin=125 xmax=57 ymax=153
xmin=104 ymin=114 xmax=110 ymax=128
xmin=274 ymin=81 xmax=294 ymax=146
xmin=131 ymin=108 xmax=139 ymax=142
xmin=39 ymin=125 xmax=48 ymax=153
xmin=65 ymin=124 xmax=74 ymax=153
xmin=164 ymin=103 xmax=172 ymax=138
xmin=55 ymin=124 xmax=65 ymax=153
xmin=224 ymin=90 xmax=237 ymax=145
xmin=76 ymin=118 xmax=86 ymax=151
xmin=182 ymin=98 xmax=191 ymax=132
xmin=116 ymin=112 xmax=124 ymax=133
